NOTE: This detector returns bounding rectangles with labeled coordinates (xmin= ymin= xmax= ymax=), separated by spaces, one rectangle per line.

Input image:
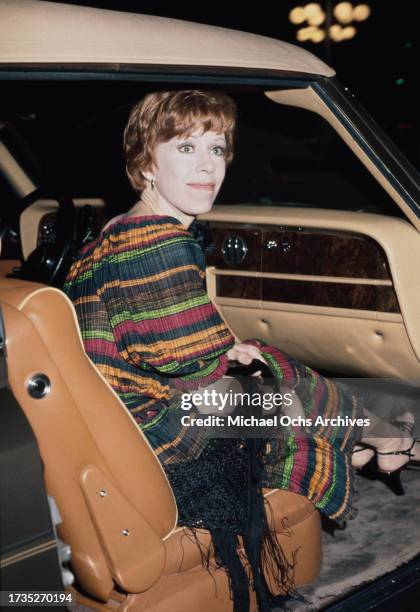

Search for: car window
xmin=0 ymin=81 xmax=404 ymax=219
xmin=218 ymin=91 xmax=404 ymax=217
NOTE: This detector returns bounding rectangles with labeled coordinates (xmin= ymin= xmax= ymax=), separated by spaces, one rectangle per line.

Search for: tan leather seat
xmin=0 ymin=278 xmax=322 ymax=611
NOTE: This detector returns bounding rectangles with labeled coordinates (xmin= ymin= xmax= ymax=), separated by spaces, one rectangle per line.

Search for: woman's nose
xmin=196 ymin=152 xmax=215 ymax=173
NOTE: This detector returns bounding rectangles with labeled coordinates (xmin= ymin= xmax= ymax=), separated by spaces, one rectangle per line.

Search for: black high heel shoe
xmin=357 ymin=438 xmax=420 ymax=496
xmin=356 ymin=453 xmax=405 ymax=495
xmin=376 ymin=438 xmax=420 ymax=495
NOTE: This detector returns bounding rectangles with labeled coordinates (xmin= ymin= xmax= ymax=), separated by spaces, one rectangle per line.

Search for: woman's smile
xmin=186 ymin=182 xmax=216 ymax=190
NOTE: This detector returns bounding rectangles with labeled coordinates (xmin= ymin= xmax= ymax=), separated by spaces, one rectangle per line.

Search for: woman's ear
xmin=141 ymin=170 xmax=154 ymax=183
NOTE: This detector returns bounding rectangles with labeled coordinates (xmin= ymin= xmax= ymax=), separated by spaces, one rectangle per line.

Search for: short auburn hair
xmin=123 ymin=89 xmax=236 ymax=194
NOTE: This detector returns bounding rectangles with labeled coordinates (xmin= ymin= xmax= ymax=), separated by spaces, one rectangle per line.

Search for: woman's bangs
xmin=173 ymin=109 xmax=230 ymax=138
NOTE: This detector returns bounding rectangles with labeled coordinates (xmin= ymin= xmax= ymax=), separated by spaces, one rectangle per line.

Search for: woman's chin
xmin=178 ymin=207 xmax=208 ymax=218
xmin=189 ymin=200 xmax=216 ymax=216
xmin=191 ymin=202 xmax=213 ymax=217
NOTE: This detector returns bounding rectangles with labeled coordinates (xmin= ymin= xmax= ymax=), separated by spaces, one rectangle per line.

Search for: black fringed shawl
xmin=164 ymin=363 xmax=300 ymax=612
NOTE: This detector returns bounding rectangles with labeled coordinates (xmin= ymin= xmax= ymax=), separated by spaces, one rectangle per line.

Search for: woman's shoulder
xmin=68 ymin=214 xmax=202 ymax=284
xmin=65 ymin=213 xmax=206 ymax=297
xmin=102 ymin=214 xmax=195 ymax=251
xmin=93 ymin=215 xmax=205 ymax=276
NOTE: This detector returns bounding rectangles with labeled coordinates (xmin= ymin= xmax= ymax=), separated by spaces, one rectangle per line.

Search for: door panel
xmin=200 ymin=206 xmax=420 ymax=378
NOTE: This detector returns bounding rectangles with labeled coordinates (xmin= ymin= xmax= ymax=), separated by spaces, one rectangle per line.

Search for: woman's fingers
xmin=226 ymin=343 xmax=268 ymax=367
xmin=227 ymin=348 xmax=253 ymax=364
xmin=233 ymin=343 xmax=268 ymax=364
xmin=226 ymin=346 xmax=240 ymax=361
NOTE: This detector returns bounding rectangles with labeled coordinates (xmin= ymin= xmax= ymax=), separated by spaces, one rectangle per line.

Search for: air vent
xmin=222 ymin=234 xmax=248 ymax=266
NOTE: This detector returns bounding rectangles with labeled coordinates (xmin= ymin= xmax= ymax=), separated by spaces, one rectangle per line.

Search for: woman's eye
xmin=178 ymin=144 xmax=194 ymax=153
xmin=212 ymin=146 xmax=225 ymax=156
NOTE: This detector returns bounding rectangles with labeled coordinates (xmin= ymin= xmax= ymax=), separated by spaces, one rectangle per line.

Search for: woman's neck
xmin=135 ymin=186 xmax=194 ymax=228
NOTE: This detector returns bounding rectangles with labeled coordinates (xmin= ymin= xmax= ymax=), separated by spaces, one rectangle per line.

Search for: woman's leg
xmin=281 ymin=383 xmax=419 ymax=471
xmin=351 ymin=445 xmax=375 ymax=468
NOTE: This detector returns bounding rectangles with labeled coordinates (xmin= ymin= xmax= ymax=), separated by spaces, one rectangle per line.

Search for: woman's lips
xmin=186 ymin=183 xmax=215 ymax=191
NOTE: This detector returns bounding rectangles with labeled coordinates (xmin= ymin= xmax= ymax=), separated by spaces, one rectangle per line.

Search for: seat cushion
xmin=163 ymin=489 xmax=321 ymax=591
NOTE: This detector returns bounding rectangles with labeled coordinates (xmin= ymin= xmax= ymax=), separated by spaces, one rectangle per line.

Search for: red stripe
xmin=112 ymin=302 xmax=229 ymax=342
xmin=84 ymin=339 xmax=120 ymax=357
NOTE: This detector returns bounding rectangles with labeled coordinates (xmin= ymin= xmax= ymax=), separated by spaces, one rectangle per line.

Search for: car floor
xmin=283 ymin=466 xmax=420 ymax=611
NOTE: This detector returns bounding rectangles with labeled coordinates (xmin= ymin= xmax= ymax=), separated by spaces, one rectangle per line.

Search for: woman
xmin=64 ymin=90 xmax=419 ymax=609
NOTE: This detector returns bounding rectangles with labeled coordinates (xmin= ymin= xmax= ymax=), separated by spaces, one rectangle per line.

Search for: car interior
xmin=1 ymin=77 xmax=420 ymax=610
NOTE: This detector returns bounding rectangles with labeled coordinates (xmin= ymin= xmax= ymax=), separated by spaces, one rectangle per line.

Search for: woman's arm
xmin=94 ymin=219 xmax=236 ymax=387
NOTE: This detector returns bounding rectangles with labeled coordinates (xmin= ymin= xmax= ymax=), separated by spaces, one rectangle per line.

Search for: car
xmin=0 ymin=1 xmax=419 ymax=611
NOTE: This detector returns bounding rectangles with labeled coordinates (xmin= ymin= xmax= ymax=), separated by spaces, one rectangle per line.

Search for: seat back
xmin=0 ymin=279 xmax=177 ymax=601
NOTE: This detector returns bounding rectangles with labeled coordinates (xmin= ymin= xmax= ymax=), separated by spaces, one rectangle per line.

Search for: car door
xmin=200 ymin=83 xmax=420 ymax=380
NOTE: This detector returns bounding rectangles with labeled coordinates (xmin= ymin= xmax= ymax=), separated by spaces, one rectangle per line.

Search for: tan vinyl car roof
xmin=0 ymin=0 xmax=335 ymax=77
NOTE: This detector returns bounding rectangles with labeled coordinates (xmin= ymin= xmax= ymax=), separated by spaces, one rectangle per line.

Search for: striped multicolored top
xmin=64 ymin=210 xmax=362 ymax=523
xmin=64 ymin=214 xmax=235 ymax=426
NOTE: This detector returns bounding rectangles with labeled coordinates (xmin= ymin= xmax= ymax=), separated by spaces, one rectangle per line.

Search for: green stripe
xmin=110 ymin=294 xmax=210 ymax=325
xmin=64 ymin=268 xmax=93 ymax=285
xmin=263 ymin=352 xmax=284 ymax=382
xmin=320 ymin=450 xmax=337 ymax=508
xmin=92 ymin=236 xmax=191 ymax=269
xmin=280 ymin=435 xmax=296 ymax=488
xmin=82 ymin=330 xmax=114 ymax=341
xmin=139 ymin=406 xmax=169 ymax=431
xmin=66 ymin=236 xmax=194 ymax=287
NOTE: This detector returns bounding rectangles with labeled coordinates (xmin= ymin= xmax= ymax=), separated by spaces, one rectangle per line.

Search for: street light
xmin=289 ymin=2 xmax=371 ymax=44
xmin=334 ymin=2 xmax=353 ymax=24
xmin=353 ymin=4 xmax=371 ymax=21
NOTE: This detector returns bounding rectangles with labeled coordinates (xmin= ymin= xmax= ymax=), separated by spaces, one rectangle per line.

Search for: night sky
xmin=46 ymin=1 xmax=420 ymax=167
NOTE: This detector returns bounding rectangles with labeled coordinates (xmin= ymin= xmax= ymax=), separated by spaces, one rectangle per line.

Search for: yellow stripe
xmin=340 ymin=395 xmax=358 ymax=451
xmin=73 ymin=294 xmax=100 ymax=305
xmin=155 ymin=426 xmax=188 ymax=456
xmin=126 ymin=325 xmax=230 ymax=357
xmin=310 ymin=438 xmax=330 ymax=501
xmin=97 ymin=364 xmax=170 ymax=399
xmin=113 ymin=222 xmax=184 ymax=243
xmin=308 ymin=439 xmax=322 ymax=499
xmin=130 ymin=398 xmax=156 ymax=414
xmin=97 ymin=264 xmax=197 ymax=294
xmin=330 ymin=459 xmax=351 ymax=521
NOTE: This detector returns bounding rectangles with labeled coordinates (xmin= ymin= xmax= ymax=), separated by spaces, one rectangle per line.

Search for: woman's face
xmin=148 ymin=129 xmax=227 ymax=216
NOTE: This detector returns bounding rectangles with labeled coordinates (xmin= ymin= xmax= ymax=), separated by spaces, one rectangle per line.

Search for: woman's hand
xmin=226 ymin=343 xmax=268 ymax=366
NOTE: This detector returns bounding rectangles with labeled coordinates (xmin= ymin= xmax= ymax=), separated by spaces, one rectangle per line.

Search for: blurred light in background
xmin=289 ymin=2 xmax=370 ymax=44
xmin=334 ymin=2 xmax=353 ymax=24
